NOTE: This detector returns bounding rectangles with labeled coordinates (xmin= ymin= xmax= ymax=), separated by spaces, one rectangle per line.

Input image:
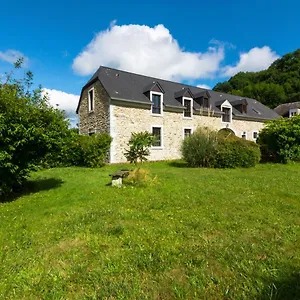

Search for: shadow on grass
xmin=260 ymin=272 xmax=300 ymax=300
xmin=167 ymin=160 xmax=188 ymax=168
xmin=1 ymin=178 xmax=64 ymax=203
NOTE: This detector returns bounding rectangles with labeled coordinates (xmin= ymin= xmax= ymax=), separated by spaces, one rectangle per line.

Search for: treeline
xmin=214 ymin=49 xmax=300 ymax=108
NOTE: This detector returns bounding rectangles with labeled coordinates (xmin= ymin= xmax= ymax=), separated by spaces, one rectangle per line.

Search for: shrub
xmin=124 ymin=132 xmax=154 ymax=164
xmin=181 ymin=127 xmax=218 ymax=167
xmin=42 ymin=132 xmax=112 ymax=168
xmin=75 ymin=133 xmax=112 ymax=167
xmin=181 ymin=127 xmax=260 ymax=168
xmin=123 ymin=168 xmax=158 ymax=187
xmin=214 ymin=137 xmax=261 ymax=168
xmin=258 ymin=116 xmax=300 ymax=163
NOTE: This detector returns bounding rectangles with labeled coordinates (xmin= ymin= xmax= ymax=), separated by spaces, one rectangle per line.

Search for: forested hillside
xmin=213 ymin=49 xmax=300 ymax=108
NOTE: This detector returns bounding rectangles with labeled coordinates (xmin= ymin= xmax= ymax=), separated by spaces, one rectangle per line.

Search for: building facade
xmin=76 ymin=67 xmax=279 ymax=163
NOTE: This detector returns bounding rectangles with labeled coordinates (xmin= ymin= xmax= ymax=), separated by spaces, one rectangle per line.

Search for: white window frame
xmin=289 ymin=108 xmax=299 ymax=118
xmin=151 ymin=125 xmax=163 ymax=149
xmin=88 ymin=87 xmax=95 ymax=112
xmin=252 ymin=131 xmax=258 ymax=140
xmin=221 ymin=100 xmax=232 ymax=124
xmin=183 ymin=97 xmax=193 ymax=119
xmin=150 ymin=91 xmax=163 ymax=116
xmin=241 ymin=131 xmax=247 ymax=139
xmin=183 ymin=127 xmax=193 ymax=139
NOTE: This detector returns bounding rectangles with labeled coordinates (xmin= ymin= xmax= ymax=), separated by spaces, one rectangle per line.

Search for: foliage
xmin=214 ymin=135 xmax=261 ymax=168
xmin=214 ymin=48 xmax=300 ymax=108
xmin=181 ymin=127 xmax=218 ymax=167
xmin=123 ymin=167 xmax=158 ymax=187
xmin=124 ymin=131 xmax=154 ymax=164
xmin=0 ymin=61 xmax=70 ymax=197
xmin=258 ymin=115 xmax=300 ymax=163
xmin=42 ymin=132 xmax=112 ymax=168
xmin=0 ymin=162 xmax=299 ymax=298
xmin=181 ymin=127 xmax=260 ymax=168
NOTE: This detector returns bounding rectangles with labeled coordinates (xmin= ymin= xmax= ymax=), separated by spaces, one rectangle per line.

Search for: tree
xmin=0 ymin=59 xmax=70 ymax=197
xmin=124 ymin=132 xmax=154 ymax=164
xmin=213 ymin=48 xmax=300 ymax=108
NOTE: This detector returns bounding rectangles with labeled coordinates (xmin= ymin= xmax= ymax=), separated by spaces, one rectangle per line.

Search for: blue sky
xmin=0 ymin=0 xmax=299 ymax=124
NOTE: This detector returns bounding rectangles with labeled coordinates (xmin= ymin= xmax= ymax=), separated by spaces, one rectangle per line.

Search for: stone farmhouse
xmin=76 ymin=66 xmax=279 ymax=163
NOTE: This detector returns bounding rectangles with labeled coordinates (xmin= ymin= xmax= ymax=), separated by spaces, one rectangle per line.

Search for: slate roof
xmin=274 ymin=102 xmax=300 ymax=117
xmin=77 ymin=66 xmax=280 ymax=121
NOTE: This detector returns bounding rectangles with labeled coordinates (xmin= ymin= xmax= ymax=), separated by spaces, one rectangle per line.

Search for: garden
xmin=1 ymin=61 xmax=300 ymax=299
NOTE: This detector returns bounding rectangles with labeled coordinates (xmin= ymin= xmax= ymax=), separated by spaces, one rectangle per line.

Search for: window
xmin=151 ymin=93 xmax=162 ymax=114
xmin=183 ymin=128 xmax=192 ymax=139
xmin=183 ymin=98 xmax=192 ymax=118
xmin=253 ymin=132 xmax=258 ymax=139
xmin=88 ymin=128 xmax=95 ymax=136
xmin=242 ymin=132 xmax=247 ymax=139
xmin=222 ymin=107 xmax=231 ymax=122
xmin=152 ymin=126 xmax=162 ymax=148
xmin=203 ymin=97 xmax=209 ymax=108
xmin=88 ymin=88 xmax=94 ymax=112
xmin=242 ymin=103 xmax=247 ymax=113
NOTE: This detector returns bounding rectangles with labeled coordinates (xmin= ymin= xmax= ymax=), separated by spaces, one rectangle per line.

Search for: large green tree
xmin=0 ymin=59 xmax=70 ymax=197
xmin=214 ymin=48 xmax=300 ymax=108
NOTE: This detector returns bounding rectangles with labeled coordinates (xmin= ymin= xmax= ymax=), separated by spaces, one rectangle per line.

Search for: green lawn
xmin=0 ymin=162 xmax=299 ymax=299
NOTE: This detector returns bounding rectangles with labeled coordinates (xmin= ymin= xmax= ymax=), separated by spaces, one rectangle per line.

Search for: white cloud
xmin=222 ymin=46 xmax=279 ymax=77
xmin=72 ymin=23 xmax=225 ymax=81
xmin=197 ymin=84 xmax=211 ymax=90
xmin=0 ymin=49 xmax=29 ymax=66
xmin=42 ymin=88 xmax=79 ymax=127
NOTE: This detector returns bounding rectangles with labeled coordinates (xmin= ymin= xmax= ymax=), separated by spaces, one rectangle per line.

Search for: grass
xmin=0 ymin=161 xmax=299 ymax=299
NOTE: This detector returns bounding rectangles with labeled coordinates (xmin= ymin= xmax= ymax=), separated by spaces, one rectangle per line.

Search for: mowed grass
xmin=0 ymin=162 xmax=299 ymax=299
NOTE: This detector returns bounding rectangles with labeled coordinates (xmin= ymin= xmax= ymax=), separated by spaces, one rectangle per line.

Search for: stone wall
xmin=110 ymin=104 xmax=265 ymax=163
xmin=78 ymin=80 xmax=110 ymax=135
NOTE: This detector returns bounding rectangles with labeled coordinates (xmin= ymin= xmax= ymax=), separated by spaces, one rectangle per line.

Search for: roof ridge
xmin=100 ymin=66 xmax=261 ymax=102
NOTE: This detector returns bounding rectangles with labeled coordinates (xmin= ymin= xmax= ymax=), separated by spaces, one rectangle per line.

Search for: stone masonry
xmin=110 ymin=104 xmax=264 ymax=163
xmin=78 ymin=80 xmax=110 ymax=135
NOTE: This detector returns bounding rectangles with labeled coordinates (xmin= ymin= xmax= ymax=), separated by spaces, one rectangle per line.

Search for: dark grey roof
xmin=174 ymin=87 xmax=194 ymax=99
xmin=77 ymin=66 xmax=280 ymax=121
xmin=194 ymin=90 xmax=211 ymax=99
xmin=143 ymin=81 xmax=164 ymax=93
xmin=274 ymin=102 xmax=300 ymax=116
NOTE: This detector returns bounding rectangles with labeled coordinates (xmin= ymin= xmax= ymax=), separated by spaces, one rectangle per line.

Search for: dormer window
xmin=222 ymin=107 xmax=231 ymax=122
xmin=289 ymin=108 xmax=299 ymax=118
xmin=203 ymin=97 xmax=209 ymax=108
xmin=150 ymin=91 xmax=163 ymax=115
xmin=221 ymin=100 xmax=232 ymax=123
xmin=88 ymin=87 xmax=94 ymax=112
xmin=193 ymin=90 xmax=211 ymax=108
xmin=242 ymin=103 xmax=247 ymax=113
xmin=183 ymin=98 xmax=193 ymax=118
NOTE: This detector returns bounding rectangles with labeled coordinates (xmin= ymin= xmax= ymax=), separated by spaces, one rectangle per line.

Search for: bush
xmin=181 ymin=127 xmax=260 ymax=168
xmin=181 ymin=127 xmax=218 ymax=167
xmin=214 ymin=137 xmax=261 ymax=168
xmin=0 ymin=62 xmax=70 ymax=197
xmin=258 ymin=116 xmax=300 ymax=163
xmin=42 ymin=132 xmax=112 ymax=168
xmin=123 ymin=168 xmax=158 ymax=187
